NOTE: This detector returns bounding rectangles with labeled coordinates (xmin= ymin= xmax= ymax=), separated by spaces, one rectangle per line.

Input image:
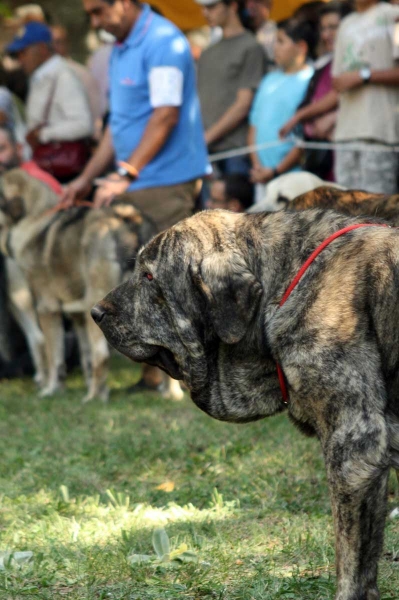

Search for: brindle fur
xmin=93 ymin=208 xmax=399 ymax=600
xmin=289 ymin=186 xmax=397 ymax=219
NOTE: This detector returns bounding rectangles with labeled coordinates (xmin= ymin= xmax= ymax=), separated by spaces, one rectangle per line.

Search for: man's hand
xmin=333 ymin=72 xmax=363 ymax=93
xmin=279 ymin=115 xmax=298 ymax=139
xmin=26 ymin=126 xmax=43 ymax=150
xmin=250 ymin=166 xmax=274 ymax=184
xmin=60 ymin=174 xmax=92 ymax=207
xmin=93 ymin=173 xmax=131 ymax=208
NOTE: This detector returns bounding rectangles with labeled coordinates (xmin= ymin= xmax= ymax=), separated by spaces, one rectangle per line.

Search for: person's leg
xmin=334 ymin=149 xmax=360 ymax=189
xmin=223 ymin=155 xmax=250 ymax=176
xmin=360 ymin=148 xmax=398 ymax=195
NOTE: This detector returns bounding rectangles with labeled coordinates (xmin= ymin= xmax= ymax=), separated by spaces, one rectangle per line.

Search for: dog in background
xmin=288 ymin=185 xmax=394 ymax=215
xmin=0 ymin=169 xmax=161 ymax=401
xmin=0 ymin=170 xmax=58 ymax=386
xmin=247 ymin=171 xmax=344 ymax=213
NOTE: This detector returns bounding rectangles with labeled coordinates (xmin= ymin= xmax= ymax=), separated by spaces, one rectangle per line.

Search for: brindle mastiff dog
xmin=92 ymin=208 xmax=399 ymax=600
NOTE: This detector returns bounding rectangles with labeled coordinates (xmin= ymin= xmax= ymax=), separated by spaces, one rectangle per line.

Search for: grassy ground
xmin=0 ymin=357 xmax=398 ymax=600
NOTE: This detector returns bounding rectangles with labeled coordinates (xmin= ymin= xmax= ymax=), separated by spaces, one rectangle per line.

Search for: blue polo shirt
xmin=109 ymin=4 xmax=210 ymax=191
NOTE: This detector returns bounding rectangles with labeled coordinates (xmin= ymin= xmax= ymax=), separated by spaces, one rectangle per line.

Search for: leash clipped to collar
xmin=44 ymin=199 xmax=94 ymax=218
xmin=276 ymin=223 xmax=389 ymax=405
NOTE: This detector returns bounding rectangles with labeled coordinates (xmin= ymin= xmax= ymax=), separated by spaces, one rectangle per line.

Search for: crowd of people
xmin=0 ymin=0 xmax=399 ymax=213
xmin=1 ymin=0 xmax=399 ymax=381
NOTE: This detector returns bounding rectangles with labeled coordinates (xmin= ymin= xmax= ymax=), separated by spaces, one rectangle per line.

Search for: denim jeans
xmin=213 ymin=155 xmax=251 ymax=176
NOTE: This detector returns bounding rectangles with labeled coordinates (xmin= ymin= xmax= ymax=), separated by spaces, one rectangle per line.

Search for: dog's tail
xmin=0 ymin=253 xmax=13 ymax=363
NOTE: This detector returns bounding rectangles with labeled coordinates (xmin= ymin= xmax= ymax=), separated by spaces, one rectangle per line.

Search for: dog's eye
xmin=143 ymin=272 xmax=153 ymax=281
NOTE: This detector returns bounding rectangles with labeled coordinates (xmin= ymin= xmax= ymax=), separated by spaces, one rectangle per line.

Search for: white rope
xmin=209 ymin=137 xmax=399 ymax=162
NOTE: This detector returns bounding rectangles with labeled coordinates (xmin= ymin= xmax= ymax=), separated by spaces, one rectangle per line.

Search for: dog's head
xmin=0 ymin=169 xmax=59 ymax=226
xmin=92 ymin=210 xmax=283 ymax=423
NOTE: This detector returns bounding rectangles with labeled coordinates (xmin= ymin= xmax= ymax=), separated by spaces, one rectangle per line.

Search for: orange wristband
xmin=118 ymin=161 xmax=139 ymax=178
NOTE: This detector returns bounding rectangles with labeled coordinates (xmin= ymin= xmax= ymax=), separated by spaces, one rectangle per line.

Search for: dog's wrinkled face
xmin=92 ymin=210 xmax=283 ymax=422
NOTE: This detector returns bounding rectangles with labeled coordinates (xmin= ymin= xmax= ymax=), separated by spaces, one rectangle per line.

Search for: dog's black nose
xmin=91 ymin=304 xmax=107 ymax=324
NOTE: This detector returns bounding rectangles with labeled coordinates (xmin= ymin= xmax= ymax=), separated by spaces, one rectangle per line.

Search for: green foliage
xmin=0 ymin=356 xmax=397 ymax=599
xmin=0 ymin=2 xmax=11 ymax=18
xmin=128 ymin=527 xmax=198 ymax=566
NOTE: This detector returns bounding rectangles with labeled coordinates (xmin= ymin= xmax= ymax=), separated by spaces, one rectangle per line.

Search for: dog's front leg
xmin=83 ymin=313 xmax=109 ymax=403
xmin=6 ymin=258 xmax=46 ymax=386
xmin=37 ymin=311 xmax=65 ymax=396
xmin=322 ymin=417 xmax=390 ymax=600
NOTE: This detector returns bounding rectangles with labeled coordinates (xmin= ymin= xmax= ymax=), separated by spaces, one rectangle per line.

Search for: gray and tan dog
xmin=92 ymin=208 xmax=399 ymax=600
xmin=0 ymin=168 xmax=156 ymax=401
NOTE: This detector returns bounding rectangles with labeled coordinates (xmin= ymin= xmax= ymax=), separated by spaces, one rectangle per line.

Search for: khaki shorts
xmin=116 ymin=179 xmax=198 ymax=232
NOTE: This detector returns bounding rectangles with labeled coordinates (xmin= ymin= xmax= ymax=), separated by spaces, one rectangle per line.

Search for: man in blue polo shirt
xmin=63 ymin=0 xmax=210 ymax=231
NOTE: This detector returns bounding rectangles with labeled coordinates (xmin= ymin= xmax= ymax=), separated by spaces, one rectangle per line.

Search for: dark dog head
xmin=92 ymin=210 xmax=283 ymax=423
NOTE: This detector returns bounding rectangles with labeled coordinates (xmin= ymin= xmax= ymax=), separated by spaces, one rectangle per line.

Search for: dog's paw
xmin=39 ymin=385 xmax=63 ymax=397
xmin=161 ymin=379 xmax=185 ymax=401
xmin=389 ymin=507 xmax=399 ymax=519
xmin=33 ymin=373 xmax=46 ymax=388
xmin=162 ymin=389 xmax=185 ymax=402
xmin=82 ymin=386 xmax=109 ymax=405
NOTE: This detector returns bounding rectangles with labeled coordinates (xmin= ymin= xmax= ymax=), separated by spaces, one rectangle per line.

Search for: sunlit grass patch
xmin=0 ymin=357 xmax=398 ymax=599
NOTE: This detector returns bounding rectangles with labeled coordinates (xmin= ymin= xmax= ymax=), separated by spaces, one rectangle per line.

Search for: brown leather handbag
xmin=33 ymin=139 xmax=91 ymax=179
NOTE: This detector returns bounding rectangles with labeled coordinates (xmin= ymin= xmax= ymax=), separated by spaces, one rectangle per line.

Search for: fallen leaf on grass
xmin=156 ymin=481 xmax=175 ymax=492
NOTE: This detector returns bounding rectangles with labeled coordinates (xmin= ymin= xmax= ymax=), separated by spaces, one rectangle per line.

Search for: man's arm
xmin=82 ymin=126 xmax=115 ymax=181
xmin=125 ymin=106 xmax=179 ymax=171
xmin=90 ymin=106 xmax=180 ymax=208
xmin=61 ymin=126 xmax=114 ymax=204
xmin=275 ymin=146 xmax=303 ymax=174
xmin=333 ymin=67 xmax=399 ymax=92
xmin=280 ymin=90 xmax=338 ymax=137
xmin=251 ymin=147 xmax=302 ymax=184
xmin=206 ymin=88 xmax=254 ymax=147
xmin=248 ymin=125 xmax=261 ymax=168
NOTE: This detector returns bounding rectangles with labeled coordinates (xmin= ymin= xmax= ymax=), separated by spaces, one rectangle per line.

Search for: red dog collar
xmin=276 ymin=223 xmax=389 ymax=404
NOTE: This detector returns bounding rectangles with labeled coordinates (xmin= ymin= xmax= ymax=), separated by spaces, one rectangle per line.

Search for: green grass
xmin=0 ymin=356 xmax=398 ymax=599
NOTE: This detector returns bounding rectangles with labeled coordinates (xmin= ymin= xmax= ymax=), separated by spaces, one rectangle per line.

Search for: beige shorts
xmin=116 ymin=179 xmax=198 ymax=232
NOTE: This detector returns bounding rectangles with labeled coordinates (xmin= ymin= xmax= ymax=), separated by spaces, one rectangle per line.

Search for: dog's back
xmin=290 ymin=186 xmax=399 ymax=223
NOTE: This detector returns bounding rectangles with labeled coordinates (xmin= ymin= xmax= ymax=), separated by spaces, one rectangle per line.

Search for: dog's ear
xmin=6 ymin=196 xmax=25 ymax=222
xmin=193 ymin=251 xmax=263 ymax=344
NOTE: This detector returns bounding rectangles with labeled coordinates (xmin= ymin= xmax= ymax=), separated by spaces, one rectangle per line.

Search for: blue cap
xmin=6 ymin=22 xmax=52 ymax=54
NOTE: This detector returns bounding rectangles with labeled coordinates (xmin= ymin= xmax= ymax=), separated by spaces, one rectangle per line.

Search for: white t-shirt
xmin=333 ymin=3 xmax=399 ymax=143
xmin=28 ymin=55 xmax=93 ymax=143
